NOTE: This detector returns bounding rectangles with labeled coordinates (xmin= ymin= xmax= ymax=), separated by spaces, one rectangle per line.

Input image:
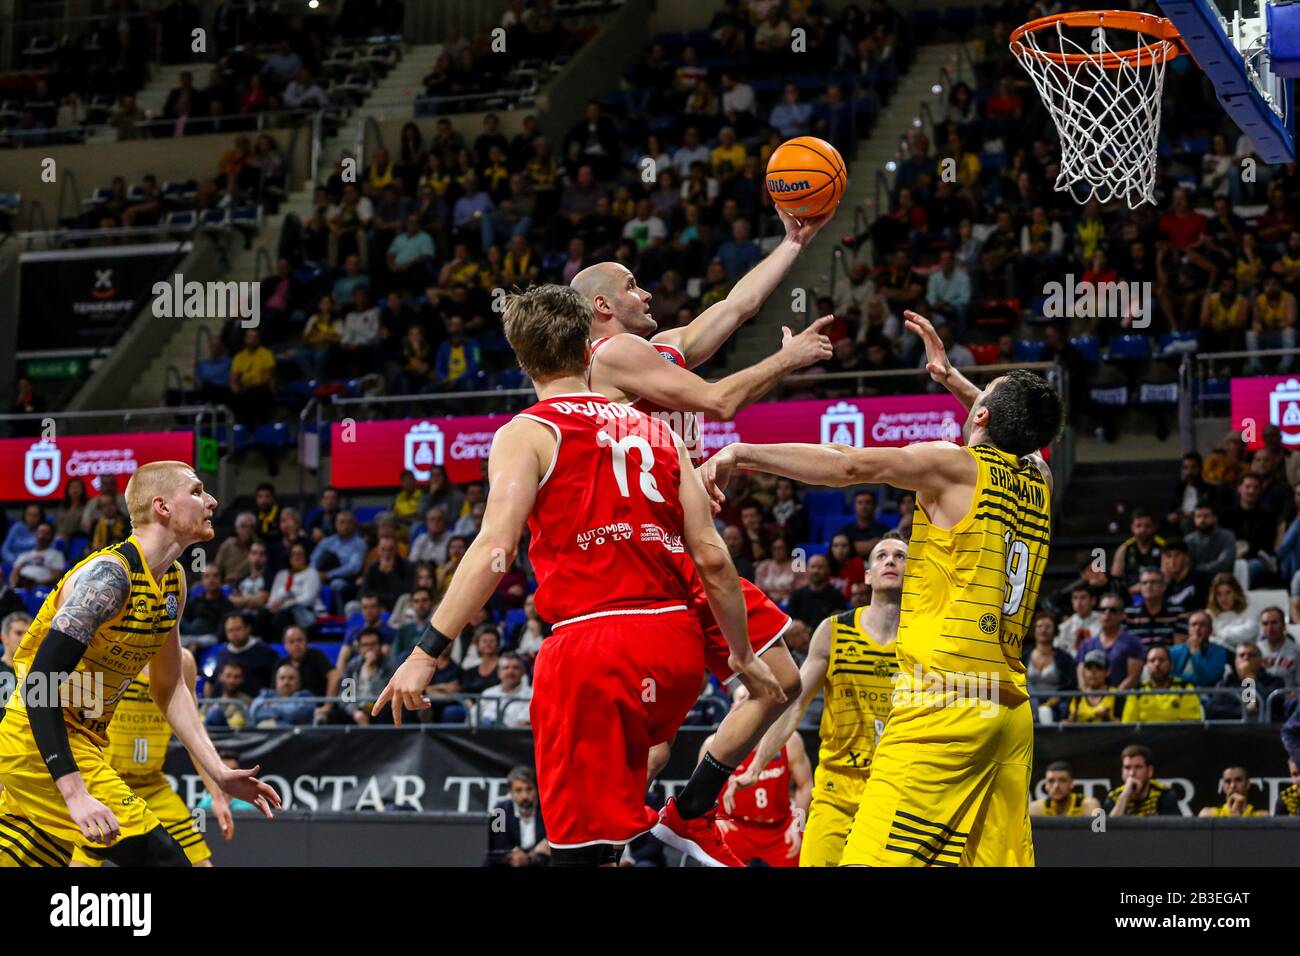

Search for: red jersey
xmin=588 ymin=337 xmax=703 ymax=460
xmin=517 ymin=392 xmax=695 ymax=627
xmin=721 ymin=746 xmax=792 ymax=827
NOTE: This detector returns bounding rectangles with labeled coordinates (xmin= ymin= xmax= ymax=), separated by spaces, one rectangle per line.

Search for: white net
xmin=1011 ymin=19 xmax=1178 ymax=208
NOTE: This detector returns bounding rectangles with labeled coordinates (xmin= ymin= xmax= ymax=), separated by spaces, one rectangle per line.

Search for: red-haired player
xmin=373 ymin=285 xmax=785 ymax=865
xmin=705 ymin=684 xmax=813 ymax=867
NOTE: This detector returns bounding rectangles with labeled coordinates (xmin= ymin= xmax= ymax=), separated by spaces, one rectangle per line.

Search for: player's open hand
xmin=372 ymin=648 xmax=439 ymax=725
xmin=780 ymin=315 xmax=834 ymax=370
xmin=731 ymin=653 xmax=787 ymax=705
xmin=777 ymin=205 xmax=835 ymax=246
xmin=66 ymin=791 xmax=121 ymax=845
xmin=219 ymin=763 xmax=282 ymax=819
xmin=784 ymin=811 xmax=804 ymax=858
xmin=697 ymin=446 xmax=737 ymax=513
xmin=904 ymin=310 xmax=953 ymax=386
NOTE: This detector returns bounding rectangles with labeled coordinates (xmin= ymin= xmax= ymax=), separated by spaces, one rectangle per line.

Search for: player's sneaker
xmin=652 ymin=797 xmax=744 ymax=867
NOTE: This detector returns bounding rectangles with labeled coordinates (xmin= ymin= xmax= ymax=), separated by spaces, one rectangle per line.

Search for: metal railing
xmin=4 ymin=107 xmax=321 ymax=149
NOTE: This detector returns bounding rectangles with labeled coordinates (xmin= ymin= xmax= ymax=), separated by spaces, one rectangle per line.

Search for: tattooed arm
xmin=25 ymin=557 xmax=129 ymax=844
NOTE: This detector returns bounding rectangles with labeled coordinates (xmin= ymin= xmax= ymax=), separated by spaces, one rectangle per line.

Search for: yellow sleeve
xmin=1120 ymin=693 xmax=1139 ymax=724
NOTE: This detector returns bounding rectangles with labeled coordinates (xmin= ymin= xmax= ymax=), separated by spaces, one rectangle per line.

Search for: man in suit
xmin=486 ymin=766 xmax=550 ymax=866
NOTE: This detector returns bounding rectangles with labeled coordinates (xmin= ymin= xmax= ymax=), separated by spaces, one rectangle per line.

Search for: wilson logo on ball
xmin=767 ymin=178 xmax=811 ymax=193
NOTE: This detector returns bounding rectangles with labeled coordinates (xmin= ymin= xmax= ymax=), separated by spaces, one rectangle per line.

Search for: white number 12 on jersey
xmin=1002 ymin=530 xmax=1029 ymax=616
xmin=597 ymin=430 xmax=666 ymax=503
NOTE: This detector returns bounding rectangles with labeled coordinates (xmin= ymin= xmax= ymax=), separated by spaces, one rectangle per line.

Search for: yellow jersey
xmin=7 ymin=535 xmax=184 ymax=747
xmin=1041 ymin=792 xmax=1085 ymax=816
xmin=106 ymin=666 xmax=173 ymax=778
xmin=897 ymin=444 xmax=1051 ymax=706
xmin=814 ymin=607 xmax=898 ymax=797
xmin=1254 ymin=290 xmax=1295 ymax=330
xmin=1204 ymin=293 xmax=1249 ymax=331
xmin=1119 ymin=679 xmax=1204 ymax=723
xmin=1206 ymin=801 xmax=1266 ymax=817
xmin=1066 ymin=690 xmax=1120 ymax=723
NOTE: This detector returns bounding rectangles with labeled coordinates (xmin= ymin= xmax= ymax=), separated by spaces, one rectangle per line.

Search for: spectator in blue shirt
xmin=436 ymin=316 xmax=482 ymax=389
xmin=1 ymin=504 xmax=41 ymax=566
xmin=925 ymin=249 xmax=972 ymax=336
xmin=386 ymin=214 xmax=436 ymax=291
xmin=330 ymin=253 xmax=370 ymax=305
xmin=310 ymin=509 xmax=367 ymax=605
xmin=1075 ymin=594 xmax=1147 ymax=690
xmin=343 ymin=592 xmax=396 ymax=649
xmin=1169 ymin=610 xmax=1231 ymax=687
xmin=249 ymin=663 xmax=316 ymax=727
xmin=715 ymin=219 xmax=761 ymax=280
xmin=452 ymin=171 xmax=495 ymax=250
xmin=769 ymin=83 xmax=813 ymax=139
xmin=194 ymin=334 xmax=233 ymax=404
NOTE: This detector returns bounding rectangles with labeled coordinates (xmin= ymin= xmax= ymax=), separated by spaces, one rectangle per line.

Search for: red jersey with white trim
xmin=588 ymin=337 xmax=703 ymax=459
xmin=516 ymin=393 xmax=695 ymax=625
xmin=721 ymin=746 xmax=792 ymax=827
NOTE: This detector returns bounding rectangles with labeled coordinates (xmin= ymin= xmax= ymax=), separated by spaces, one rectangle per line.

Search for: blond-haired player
xmin=735 ymin=533 xmax=906 ymax=866
xmin=0 ymin=461 xmax=278 ymax=867
xmin=69 ymin=646 xmax=235 ymax=866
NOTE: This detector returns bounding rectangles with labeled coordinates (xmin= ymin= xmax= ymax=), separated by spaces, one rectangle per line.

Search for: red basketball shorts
xmin=695 ymin=577 xmax=792 ymax=683
xmin=720 ymin=818 xmax=799 ymax=867
xmin=530 ymin=608 xmax=705 ymax=849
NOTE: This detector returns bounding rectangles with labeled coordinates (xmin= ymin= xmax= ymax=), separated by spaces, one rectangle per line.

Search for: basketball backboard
xmin=1157 ymin=0 xmax=1295 ymax=161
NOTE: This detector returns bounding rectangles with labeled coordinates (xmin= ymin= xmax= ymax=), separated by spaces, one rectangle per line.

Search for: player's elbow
xmin=701 ymin=387 xmax=741 ymax=422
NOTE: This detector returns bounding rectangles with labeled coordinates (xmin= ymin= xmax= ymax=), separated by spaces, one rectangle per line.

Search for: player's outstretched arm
xmin=905 ymin=310 xmax=982 ymax=410
xmin=786 ymin=732 xmax=814 ymax=817
xmin=677 ymin=439 xmax=785 ymax=705
xmin=595 ymin=318 xmax=832 ymax=421
xmin=654 ymin=207 xmax=833 ymax=368
xmin=737 ymin=615 xmax=832 ymax=787
xmin=374 ymin=418 xmax=546 ymax=724
xmin=151 ymin=605 xmax=281 ymax=819
xmin=27 ymin=557 xmax=130 ymax=844
xmin=703 ymin=439 xmax=976 ymax=500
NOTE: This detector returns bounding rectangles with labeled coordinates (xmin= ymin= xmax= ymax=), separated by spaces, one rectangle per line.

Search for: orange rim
xmin=1010 ymin=10 xmax=1186 ymax=69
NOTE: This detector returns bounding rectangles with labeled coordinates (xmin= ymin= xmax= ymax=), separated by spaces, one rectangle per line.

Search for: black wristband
xmin=416 ymin=624 xmax=453 ymax=659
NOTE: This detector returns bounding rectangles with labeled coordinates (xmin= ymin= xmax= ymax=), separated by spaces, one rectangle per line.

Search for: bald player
xmin=575 ymin=206 xmax=838 ymax=864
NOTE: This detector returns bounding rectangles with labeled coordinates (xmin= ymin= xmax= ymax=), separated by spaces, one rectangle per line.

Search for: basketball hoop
xmin=1011 ymin=10 xmax=1187 ymax=208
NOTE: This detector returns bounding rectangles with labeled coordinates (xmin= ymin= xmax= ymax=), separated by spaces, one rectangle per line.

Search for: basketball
xmin=765 ymin=136 xmax=846 ymax=218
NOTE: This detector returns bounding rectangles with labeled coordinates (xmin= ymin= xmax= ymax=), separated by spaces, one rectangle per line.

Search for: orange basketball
xmin=765 ymin=136 xmax=846 ymax=218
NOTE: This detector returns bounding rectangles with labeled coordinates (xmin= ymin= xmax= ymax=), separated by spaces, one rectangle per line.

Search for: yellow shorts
xmin=71 ymin=773 xmax=210 ymax=866
xmin=840 ymin=698 xmax=1035 ymax=867
xmin=799 ymin=777 xmax=863 ymax=867
xmin=0 ymin=713 xmax=158 ymax=867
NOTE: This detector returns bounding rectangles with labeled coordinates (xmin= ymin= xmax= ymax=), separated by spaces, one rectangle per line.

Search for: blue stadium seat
xmin=880 ymin=512 xmax=902 ymax=530
xmin=353 ymin=505 xmax=385 ymax=525
xmin=167 ymin=210 xmax=195 ymax=227
xmin=1138 ymin=382 xmax=1179 ymax=405
xmin=1158 ymin=331 xmax=1199 ymax=356
xmin=494 ymin=368 xmax=525 ymax=390
xmin=1014 ymin=339 xmax=1048 ymax=362
xmin=1069 ymin=335 xmax=1102 ymax=362
xmin=318 ymin=583 xmax=335 ymax=613
xmin=1106 ymin=335 xmax=1153 ymax=361
xmin=799 ymin=542 xmax=829 ymax=557
xmin=266 ymin=643 xmax=286 ymax=659
xmin=1199 ymin=377 xmax=1231 ymax=403
xmin=200 ymin=208 xmax=227 ymax=226
xmin=253 ymin=423 xmax=293 ymax=448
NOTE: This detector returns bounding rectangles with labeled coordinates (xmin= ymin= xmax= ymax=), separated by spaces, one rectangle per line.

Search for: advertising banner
xmin=1230 ymin=374 xmax=1300 ymax=450
xmin=18 ymin=243 xmax=190 ymax=350
xmin=0 ymin=431 xmax=194 ymax=502
xmin=329 ymin=394 xmax=970 ymax=489
xmin=164 ymin=724 xmax=1296 ymax=816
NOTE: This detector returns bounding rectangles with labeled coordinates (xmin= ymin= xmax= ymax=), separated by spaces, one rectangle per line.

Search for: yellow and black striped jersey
xmin=1041 ymin=792 xmax=1085 ymax=816
xmin=1105 ymin=780 xmax=1179 ymax=816
xmin=1275 ymin=785 xmax=1300 ymax=816
xmin=1205 ymin=801 xmax=1266 ymax=817
xmin=1067 ymin=691 xmax=1121 ymax=723
xmin=815 ymin=607 xmax=898 ymax=787
xmin=7 ymin=535 xmax=184 ymax=747
xmin=897 ymin=444 xmax=1050 ymax=705
xmin=106 ymin=667 xmax=172 ymax=777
